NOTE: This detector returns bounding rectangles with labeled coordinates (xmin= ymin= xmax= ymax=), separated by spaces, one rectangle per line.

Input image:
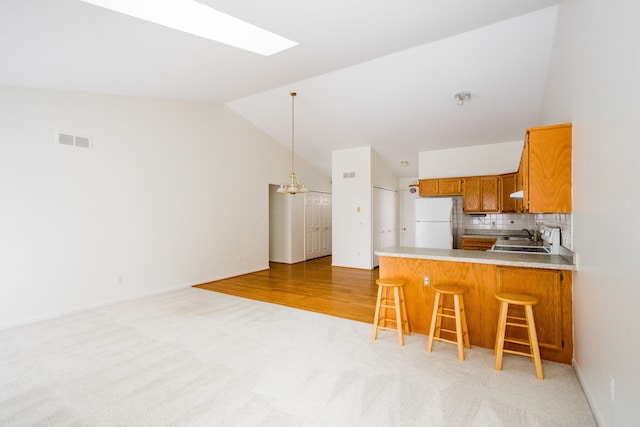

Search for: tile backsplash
xmin=451 ymin=196 xmax=572 ymax=249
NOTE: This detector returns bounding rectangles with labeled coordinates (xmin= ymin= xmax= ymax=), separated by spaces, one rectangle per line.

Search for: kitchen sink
xmin=492 ymin=245 xmax=551 ymax=254
xmin=490 ymin=226 xmax=560 ymax=255
xmin=499 ymin=236 xmax=532 ymax=241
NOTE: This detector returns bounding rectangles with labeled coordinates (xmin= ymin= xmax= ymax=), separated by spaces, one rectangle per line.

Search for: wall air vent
xmin=57 ymin=131 xmax=92 ymax=149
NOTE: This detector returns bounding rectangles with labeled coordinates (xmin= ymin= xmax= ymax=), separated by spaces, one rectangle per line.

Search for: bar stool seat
xmin=494 ymin=292 xmax=544 ymax=380
xmin=372 ymin=278 xmax=410 ymax=346
xmin=427 ymin=284 xmax=470 ymax=361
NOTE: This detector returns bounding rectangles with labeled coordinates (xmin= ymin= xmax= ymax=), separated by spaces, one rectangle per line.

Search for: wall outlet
xmin=609 ymin=375 xmax=615 ymax=402
xmin=116 ymin=275 xmax=123 ymax=285
xmin=423 ymin=275 xmax=430 ymax=286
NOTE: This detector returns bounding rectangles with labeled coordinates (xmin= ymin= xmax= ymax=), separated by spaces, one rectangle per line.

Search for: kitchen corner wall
xmin=451 ymin=196 xmax=572 ymax=249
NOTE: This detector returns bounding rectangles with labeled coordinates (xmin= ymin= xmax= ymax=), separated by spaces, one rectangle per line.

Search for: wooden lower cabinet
xmin=497 ymin=267 xmax=570 ymax=358
xmin=379 ymin=256 xmax=573 ymax=364
xmin=461 ymin=237 xmax=497 ymax=251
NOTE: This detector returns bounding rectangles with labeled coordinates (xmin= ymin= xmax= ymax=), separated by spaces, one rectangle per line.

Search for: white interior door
xmin=373 ymin=187 xmax=398 ymax=268
xmin=320 ymin=193 xmax=332 ymax=257
xmin=305 ymin=191 xmax=332 ymax=260
xmin=400 ymin=189 xmax=418 ymax=247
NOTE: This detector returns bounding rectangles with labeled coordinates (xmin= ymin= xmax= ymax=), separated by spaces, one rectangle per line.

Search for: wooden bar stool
xmin=427 ymin=284 xmax=470 ymax=361
xmin=494 ymin=293 xmax=544 ymax=380
xmin=372 ymin=278 xmax=410 ymax=346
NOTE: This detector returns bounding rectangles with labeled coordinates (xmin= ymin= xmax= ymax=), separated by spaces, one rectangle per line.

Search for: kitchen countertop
xmin=375 ymin=246 xmax=575 ymax=271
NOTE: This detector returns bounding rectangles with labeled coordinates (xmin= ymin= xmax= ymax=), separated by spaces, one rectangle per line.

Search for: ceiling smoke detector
xmin=454 ymin=91 xmax=471 ymax=106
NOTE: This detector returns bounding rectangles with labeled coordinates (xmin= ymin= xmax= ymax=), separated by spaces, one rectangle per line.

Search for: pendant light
xmin=277 ymin=92 xmax=308 ymax=194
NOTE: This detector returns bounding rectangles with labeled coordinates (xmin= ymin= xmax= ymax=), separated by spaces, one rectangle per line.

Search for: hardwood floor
xmin=194 ymin=256 xmax=379 ymax=324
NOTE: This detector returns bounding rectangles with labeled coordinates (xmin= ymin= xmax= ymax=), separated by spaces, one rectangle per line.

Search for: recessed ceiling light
xmin=79 ymin=0 xmax=298 ymax=56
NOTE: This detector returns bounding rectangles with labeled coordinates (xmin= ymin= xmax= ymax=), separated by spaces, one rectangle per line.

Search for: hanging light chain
xmin=290 ymin=91 xmax=296 ymax=175
xmin=277 ymin=91 xmax=307 ymax=194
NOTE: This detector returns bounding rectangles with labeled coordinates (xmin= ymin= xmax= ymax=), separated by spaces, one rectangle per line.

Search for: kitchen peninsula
xmin=376 ymin=246 xmax=574 ymax=364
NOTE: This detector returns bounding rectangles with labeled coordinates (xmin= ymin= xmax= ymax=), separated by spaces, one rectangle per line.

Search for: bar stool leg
xmin=495 ymin=301 xmax=508 ymax=371
xmin=427 ymin=292 xmax=441 ymax=352
xmin=459 ymin=295 xmax=471 ymax=349
xmin=393 ymin=287 xmax=404 ymax=346
xmin=525 ymin=304 xmax=544 ymax=380
xmin=372 ymin=284 xmax=384 ymax=340
xmin=453 ymin=294 xmax=464 ymax=361
xmin=398 ymin=287 xmax=410 ymax=336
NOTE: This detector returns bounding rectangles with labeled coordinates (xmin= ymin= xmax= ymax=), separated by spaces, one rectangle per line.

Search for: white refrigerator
xmin=415 ymin=198 xmax=453 ymax=249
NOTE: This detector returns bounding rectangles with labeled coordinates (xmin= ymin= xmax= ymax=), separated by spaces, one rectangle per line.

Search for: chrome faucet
xmin=522 ymin=228 xmax=541 ymax=241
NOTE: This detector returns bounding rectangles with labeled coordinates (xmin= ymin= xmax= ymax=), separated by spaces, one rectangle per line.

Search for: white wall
xmin=371 ymin=148 xmax=398 ymax=189
xmin=331 ymin=147 xmax=373 ymax=269
xmin=268 ymin=185 xmax=287 ymax=263
xmin=0 ymin=86 xmax=330 ymax=328
xmin=540 ymin=0 xmax=640 ymax=425
xmin=268 ymin=185 xmax=306 ymax=264
xmin=418 ymin=140 xmax=523 ymax=178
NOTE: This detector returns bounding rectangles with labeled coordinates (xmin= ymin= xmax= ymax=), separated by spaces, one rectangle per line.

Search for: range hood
xmin=510 ymin=190 xmax=524 ymax=200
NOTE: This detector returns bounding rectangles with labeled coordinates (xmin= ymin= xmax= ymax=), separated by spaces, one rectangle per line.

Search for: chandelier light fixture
xmin=277 ymin=92 xmax=308 ymax=195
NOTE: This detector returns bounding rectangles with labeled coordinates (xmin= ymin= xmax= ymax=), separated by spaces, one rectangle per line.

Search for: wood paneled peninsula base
xmin=376 ymin=247 xmax=574 ymax=364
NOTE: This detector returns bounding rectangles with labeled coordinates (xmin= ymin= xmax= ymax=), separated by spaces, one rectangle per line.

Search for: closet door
xmin=305 ymin=193 xmax=321 ymax=260
xmin=372 ymin=187 xmax=398 ymax=268
xmin=305 ymin=192 xmax=332 ymax=260
xmin=319 ymin=193 xmax=332 ymax=257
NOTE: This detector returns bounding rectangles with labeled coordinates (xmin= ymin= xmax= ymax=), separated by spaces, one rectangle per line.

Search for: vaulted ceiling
xmin=0 ymin=0 xmax=561 ymax=178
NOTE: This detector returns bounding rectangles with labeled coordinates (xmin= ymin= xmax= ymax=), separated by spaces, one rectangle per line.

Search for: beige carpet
xmin=0 ymin=288 xmax=596 ymax=426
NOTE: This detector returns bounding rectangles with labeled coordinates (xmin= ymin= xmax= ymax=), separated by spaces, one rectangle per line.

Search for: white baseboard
xmin=0 ymin=283 xmax=193 ymax=331
xmin=0 ymin=265 xmax=272 ymax=331
xmin=573 ymin=360 xmax=605 ymax=427
xmin=188 ymin=265 xmax=270 ymax=287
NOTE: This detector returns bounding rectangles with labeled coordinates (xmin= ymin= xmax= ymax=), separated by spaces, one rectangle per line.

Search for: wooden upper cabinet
xmin=418 ymin=179 xmax=439 ymax=196
xmin=499 ymin=173 xmax=517 ymax=213
xmin=482 ymin=176 xmax=499 ymax=212
xmin=418 ymin=178 xmax=462 ymax=197
xmin=463 ymin=176 xmax=499 ymax=213
xmin=515 ymin=141 xmax=528 ymax=213
xmin=462 ymin=177 xmax=481 ymax=212
xmin=522 ymin=123 xmax=572 ymax=213
xmin=439 ymin=178 xmax=463 ymax=195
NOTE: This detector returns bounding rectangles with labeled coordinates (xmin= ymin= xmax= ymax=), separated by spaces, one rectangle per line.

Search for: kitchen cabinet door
xmin=462 ymin=177 xmax=481 ymax=212
xmin=418 ymin=178 xmax=462 ymax=196
xmin=527 ymin=124 xmax=572 ymax=213
xmin=496 ymin=268 xmax=565 ymax=353
xmin=418 ymin=179 xmax=439 ymax=196
xmin=463 ymin=176 xmax=499 ymax=213
xmin=515 ymin=139 xmax=529 ymax=213
xmin=499 ymin=173 xmax=517 ymax=213
xmin=481 ymin=176 xmax=499 ymax=212
xmin=438 ymin=178 xmax=463 ymax=195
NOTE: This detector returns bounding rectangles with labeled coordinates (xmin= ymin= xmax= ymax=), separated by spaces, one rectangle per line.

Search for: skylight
xmin=79 ymin=0 xmax=298 ymax=56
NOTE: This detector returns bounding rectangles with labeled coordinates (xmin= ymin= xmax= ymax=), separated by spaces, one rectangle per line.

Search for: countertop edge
xmin=376 ymin=246 xmax=575 ymax=271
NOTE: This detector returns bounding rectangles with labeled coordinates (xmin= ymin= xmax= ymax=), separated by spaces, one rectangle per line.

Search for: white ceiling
xmin=0 ymin=0 xmax=560 ymax=178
